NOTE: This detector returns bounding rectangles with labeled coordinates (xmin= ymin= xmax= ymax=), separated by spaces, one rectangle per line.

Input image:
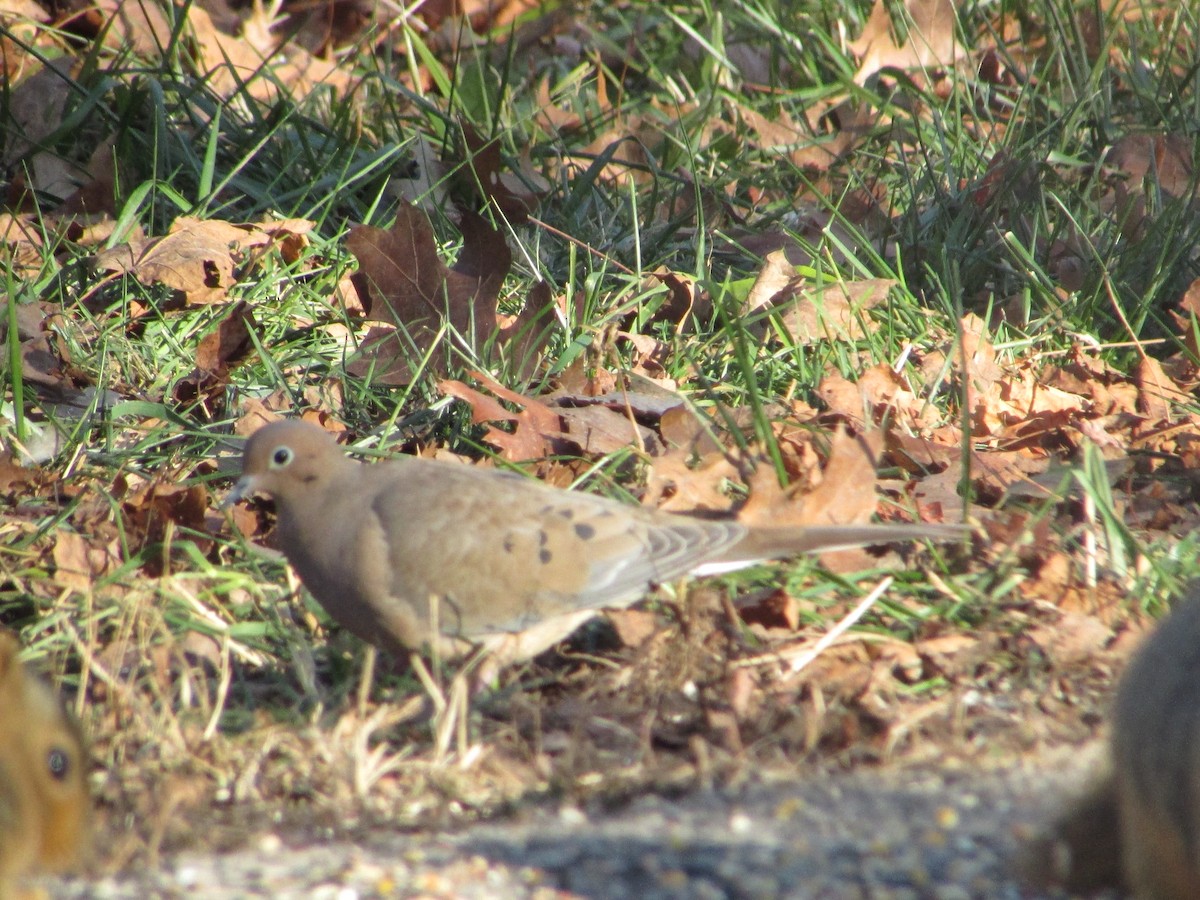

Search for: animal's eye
xmin=47 ymin=747 xmax=71 ymax=781
xmin=270 ymin=447 xmax=294 ymax=469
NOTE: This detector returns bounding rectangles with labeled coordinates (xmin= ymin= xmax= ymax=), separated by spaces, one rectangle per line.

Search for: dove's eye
xmin=47 ymin=746 xmax=72 ymax=781
xmin=270 ymin=447 xmax=294 ymax=469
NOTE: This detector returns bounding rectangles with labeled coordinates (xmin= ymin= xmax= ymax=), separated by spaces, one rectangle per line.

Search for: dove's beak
xmin=222 ymin=475 xmax=259 ymax=511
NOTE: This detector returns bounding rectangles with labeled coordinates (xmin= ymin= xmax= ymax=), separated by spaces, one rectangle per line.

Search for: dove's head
xmin=226 ymin=421 xmax=349 ymax=508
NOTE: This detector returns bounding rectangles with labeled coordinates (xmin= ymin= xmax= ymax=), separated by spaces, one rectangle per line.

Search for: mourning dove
xmin=227 ymin=420 xmax=964 ymax=666
xmin=0 ymin=632 xmax=90 ymax=894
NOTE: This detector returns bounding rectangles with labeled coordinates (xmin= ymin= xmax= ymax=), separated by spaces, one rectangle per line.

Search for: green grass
xmin=2 ymin=0 xmax=1200 ymax=871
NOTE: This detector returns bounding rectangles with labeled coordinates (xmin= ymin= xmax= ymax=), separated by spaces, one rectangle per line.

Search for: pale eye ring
xmin=270 ymin=447 xmax=294 ymax=469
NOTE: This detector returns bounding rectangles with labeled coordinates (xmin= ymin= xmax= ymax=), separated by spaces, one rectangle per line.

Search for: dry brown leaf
xmin=0 ymin=458 xmax=42 ymax=495
xmin=640 ymin=267 xmax=710 ymax=332
xmin=817 ymin=364 xmax=940 ymax=433
xmin=747 ymin=266 xmax=894 ymax=345
xmin=1107 ymin=133 xmax=1196 ymax=201
xmin=123 ymin=480 xmax=212 ymax=570
xmin=412 ymin=0 xmax=542 ymax=32
xmin=739 ymin=426 xmax=883 ymax=529
xmin=3 ymin=299 xmax=75 ymax=400
xmin=495 ymin=280 xmax=561 ymax=381
xmin=887 ymin=432 xmax=960 ymax=476
xmin=345 ymin=205 xmax=510 ymax=382
xmin=743 ymin=250 xmax=799 ymax=320
xmin=93 ymin=216 xmax=290 ymax=306
xmin=644 ymin=450 xmax=741 ymax=515
xmin=791 ymin=101 xmax=882 ymax=171
xmin=849 ymin=0 xmax=960 ymax=84
xmin=659 ymin=405 xmax=723 ymax=457
xmin=955 ymin=313 xmax=1004 ymax=394
xmin=551 ymin=356 xmax=619 ymax=397
xmin=390 ymin=134 xmax=452 ymax=215
xmin=52 ymin=530 xmax=118 ymax=591
xmin=2 ymin=57 xmax=86 ymax=203
xmin=552 ymin=402 xmax=662 ymax=457
xmin=605 ymin=608 xmax=660 ymax=650
xmin=1100 ymin=133 xmax=1196 ymax=240
xmin=175 ymin=301 xmax=258 ymax=414
xmin=782 ymin=278 xmax=893 ymax=343
xmin=182 ymin=4 xmax=355 ymax=102
xmin=0 ymin=213 xmax=49 ymax=276
xmin=1025 ymin=611 xmax=1114 ymax=668
xmin=1134 ymin=355 xmax=1192 ymax=420
xmin=616 ymin=331 xmax=673 ymax=382
xmin=439 ymin=373 xmax=564 ymax=461
xmin=460 ymin=123 xmax=548 ymax=222
xmin=735 ymin=588 xmax=800 ymax=633
xmin=915 ymin=632 xmax=996 ymax=679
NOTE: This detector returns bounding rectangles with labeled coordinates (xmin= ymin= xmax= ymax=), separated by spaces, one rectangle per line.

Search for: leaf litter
xmin=0 ymin=0 xmax=1197 ymax=884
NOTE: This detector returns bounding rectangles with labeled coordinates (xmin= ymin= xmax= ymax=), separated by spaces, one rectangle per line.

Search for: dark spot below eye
xmin=47 ymin=747 xmax=71 ymax=781
xmin=574 ymin=523 xmax=596 ymax=540
xmin=503 ymin=537 xmax=516 ymax=553
xmin=539 ymin=548 xmax=552 ymax=564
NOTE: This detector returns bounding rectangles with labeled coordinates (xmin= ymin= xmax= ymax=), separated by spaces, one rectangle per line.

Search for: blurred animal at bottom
xmin=0 ymin=631 xmax=89 ymax=899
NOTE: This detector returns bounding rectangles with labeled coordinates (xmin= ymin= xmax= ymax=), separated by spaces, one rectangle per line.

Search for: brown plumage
xmin=228 ymin=420 xmax=964 ymax=665
xmin=0 ymin=632 xmax=89 ymax=895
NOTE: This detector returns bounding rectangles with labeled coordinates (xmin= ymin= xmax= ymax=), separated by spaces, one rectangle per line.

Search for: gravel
xmin=49 ymin=747 xmax=1114 ymax=899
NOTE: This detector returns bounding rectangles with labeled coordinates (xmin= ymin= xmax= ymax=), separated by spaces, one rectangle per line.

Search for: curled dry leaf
xmin=93 ymin=217 xmax=308 ymax=307
xmin=1134 ymin=355 xmax=1194 ymax=420
xmin=185 ymin=4 xmax=356 ymax=102
xmin=1025 ymin=611 xmax=1114 ymax=669
xmin=639 ymin=267 xmax=711 ymax=332
xmin=2 ymin=57 xmax=97 ymax=204
xmin=743 ymin=251 xmax=894 ymax=344
xmin=605 ymin=608 xmax=660 ymax=650
xmin=816 ymin=364 xmax=941 ymax=434
xmin=849 ymin=0 xmax=960 ymax=85
xmin=736 ymin=588 xmax=801 ymax=633
xmin=739 ymin=426 xmax=885 ymax=530
xmin=496 ymin=280 xmax=561 ymax=382
xmin=644 ymin=449 xmax=742 ymax=515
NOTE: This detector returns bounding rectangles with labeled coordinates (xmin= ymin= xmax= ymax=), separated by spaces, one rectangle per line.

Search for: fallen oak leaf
xmin=174 ymin=301 xmax=258 ymax=416
xmin=452 ymin=368 xmax=661 ymax=458
xmin=495 ymin=280 xmax=561 ymax=381
xmin=345 ymin=204 xmax=511 ymax=382
xmin=439 ymin=371 xmax=564 ymax=461
xmin=739 ymin=425 xmax=884 ymax=529
xmin=459 ymin=121 xmax=548 ymax=222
